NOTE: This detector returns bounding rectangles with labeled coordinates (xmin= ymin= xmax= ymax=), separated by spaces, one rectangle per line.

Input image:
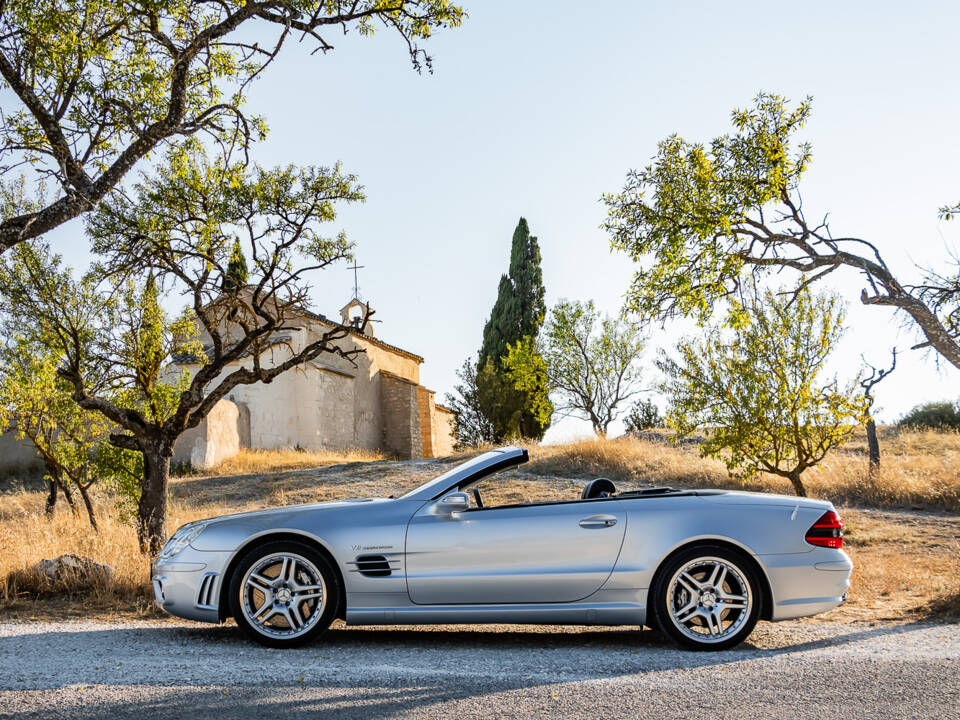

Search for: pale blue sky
xmin=51 ymin=0 xmax=960 ymax=440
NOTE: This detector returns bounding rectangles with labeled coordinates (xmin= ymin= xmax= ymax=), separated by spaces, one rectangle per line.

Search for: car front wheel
xmin=228 ymin=540 xmax=339 ymax=648
xmin=651 ymin=544 xmax=761 ymax=651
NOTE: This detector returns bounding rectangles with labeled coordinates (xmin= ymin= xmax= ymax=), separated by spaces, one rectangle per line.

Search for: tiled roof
xmin=301 ymin=309 xmax=424 ymax=363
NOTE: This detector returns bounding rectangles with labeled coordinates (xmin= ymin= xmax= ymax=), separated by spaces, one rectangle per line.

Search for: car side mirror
xmin=435 ymin=492 xmax=470 ymax=515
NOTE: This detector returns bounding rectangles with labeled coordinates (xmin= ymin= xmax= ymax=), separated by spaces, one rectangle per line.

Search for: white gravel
xmin=1 ymin=619 xmax=958 ymax=719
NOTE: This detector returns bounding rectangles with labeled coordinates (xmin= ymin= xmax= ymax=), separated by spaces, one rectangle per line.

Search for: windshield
xmin=398 ymin=451 xmax=505 ymax=500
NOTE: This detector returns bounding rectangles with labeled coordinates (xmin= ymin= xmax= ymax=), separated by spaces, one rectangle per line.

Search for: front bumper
xmin=151 ymin=546 xmax=232 ymax=624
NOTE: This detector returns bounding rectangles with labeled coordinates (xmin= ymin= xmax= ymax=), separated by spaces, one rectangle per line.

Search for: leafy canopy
xmin=538 ymin=299 xmax=646 ymax=437
xmin=659 ymin=289 xmax=865 ymax=497
xmin=0 ymin=0 xmax=465 ymax=251
xmin=603 ymin=93 xmax=812 ymax=325
xmin=0 ymin=143 xmax=366 ymax=552
xmin=603 ymin=92 xmax=960 ymax=371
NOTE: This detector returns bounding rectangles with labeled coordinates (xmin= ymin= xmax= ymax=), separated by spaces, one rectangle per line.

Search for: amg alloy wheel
xmin=229 ymin=540 xmax=339 ymax=648
xmin=652 ymin=545 xmax=761 ymax=650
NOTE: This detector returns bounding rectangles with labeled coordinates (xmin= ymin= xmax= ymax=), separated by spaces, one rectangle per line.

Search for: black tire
xmin=228 ymin=540 xmax=340 ymax=648
xmin=651 ymin=544 xmax=761 ymax=651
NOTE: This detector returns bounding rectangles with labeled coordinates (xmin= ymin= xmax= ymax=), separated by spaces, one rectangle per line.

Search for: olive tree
xmin=0 ymin=336 xmax=110 ymax=526
xmin=535 ymin=300 xmax=646 ymax=437
xmin=0 ymin=145 xmax=367 ymax=553
xmin=603 ymin=93 xmax=960 ymax=371
xmin=0 ymin=0 xmax=464 ymax=253
xmin=659 ymin=289 xmax=865 ymax=497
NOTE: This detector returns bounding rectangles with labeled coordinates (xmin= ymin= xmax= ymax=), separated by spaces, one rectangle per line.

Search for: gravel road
xmin=1 ymin=619 xmax=958 ymax=719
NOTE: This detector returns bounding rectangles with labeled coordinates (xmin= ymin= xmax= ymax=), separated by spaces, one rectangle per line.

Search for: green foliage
xmin=479 ymin=218 xmax=547 ymax=366
xmin=472 ymin=217 xmax=551 ymax=441
xmin=3 ymin=143 xmax=367 ymax=552
xmin=445 ymin=359 xmax=496 ymax=447
xmin=0 ymin=262 xmax=143 ymax=525
xmin=500 ymin=337 xmax=554 ymax=436
xmin=540 ymin=299 xmax=646 ymax=436
xmin=603 ymin=91 xmax=960 ymax=372
xmin=114 ymin=273 xmax=201 ymax=428
xmin=224 ymin=239 xmax=249 ymax=292
xmin=0 ymin=0 xmax=465 ymax=249
xmin=898 ymin=401 xmax=960 ymax=431
xmin=659 ymin=289 xmax=866 ymax=496
xmin=473 ymin=357 xmax=548 ymax=442
xmin=88 ymin=142 xmax=363 ymax=287
xmin=0 ymin=240 xmax=198 ymax=528
xmin=624 ymin=398 xmax=661 ymax=433
xmin=602 ymin=93 xmax=813 ymax=324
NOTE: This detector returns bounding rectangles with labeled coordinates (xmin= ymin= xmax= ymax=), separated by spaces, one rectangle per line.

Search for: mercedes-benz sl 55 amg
xmin=152 ymin=446 xmax=851 ymax=650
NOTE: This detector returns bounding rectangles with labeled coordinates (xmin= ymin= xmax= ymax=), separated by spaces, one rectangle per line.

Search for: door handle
xmin=579 ymin=515 xmax=617 ymax=528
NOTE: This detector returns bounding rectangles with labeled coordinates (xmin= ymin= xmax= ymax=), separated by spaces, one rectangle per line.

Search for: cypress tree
xmin=476 ymin=217 xmax=551 ymax=440
xmin=223 ymin=238 xmax=248 ymax=292
xmin=479 ymin=218 xmax=546 ymax=365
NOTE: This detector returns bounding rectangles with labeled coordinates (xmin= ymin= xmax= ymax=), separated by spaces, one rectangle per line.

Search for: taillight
xmin=805 ymin=510 xmax=844 ymax=549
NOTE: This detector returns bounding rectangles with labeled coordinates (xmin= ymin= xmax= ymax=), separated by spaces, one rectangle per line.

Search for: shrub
xmin=624 ymin=398 xmax=661 ymax=432
xmin=898 ymin=401 xmax=960 ymax=431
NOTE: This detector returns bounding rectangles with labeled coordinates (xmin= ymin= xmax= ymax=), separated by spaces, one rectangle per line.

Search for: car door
xmin=405 ymin=498 xmax=627 ymax=604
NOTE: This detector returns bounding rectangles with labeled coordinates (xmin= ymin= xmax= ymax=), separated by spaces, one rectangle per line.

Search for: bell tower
xmin=340 ymin=298 xmax=375 ymax=337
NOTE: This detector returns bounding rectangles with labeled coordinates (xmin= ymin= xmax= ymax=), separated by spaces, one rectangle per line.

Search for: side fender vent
xmin=195 ymin=572 xmax=219 ymax=609
xmin=351 ymin=554 xmax=393 ymax=577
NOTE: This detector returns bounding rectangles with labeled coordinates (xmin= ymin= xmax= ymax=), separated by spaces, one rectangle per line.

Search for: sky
xmin=49 ymin=0 xmax=960 ymax=442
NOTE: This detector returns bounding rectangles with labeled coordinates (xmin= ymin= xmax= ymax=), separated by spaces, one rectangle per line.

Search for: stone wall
xmin=172 ymin=399 xmax=240 ymax=470
xmin=416 ymin=386 xmax=435 ymax=458
xmin=381 ymin=371 xmax=423 ymax=460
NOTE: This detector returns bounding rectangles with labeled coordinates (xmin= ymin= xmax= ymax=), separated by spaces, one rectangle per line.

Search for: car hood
xmin=196 ymin=496 xmax=394 ymax=527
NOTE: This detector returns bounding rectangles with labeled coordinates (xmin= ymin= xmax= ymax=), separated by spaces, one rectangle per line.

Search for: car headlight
xmin=157 ymin=522 xmax=208 ymax=561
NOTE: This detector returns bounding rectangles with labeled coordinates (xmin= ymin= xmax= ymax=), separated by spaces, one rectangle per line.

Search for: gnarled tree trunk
xmin=44 ymin=476 xmax=59 ymax=517
xmin=43 ymin=463 xmax=78 ymax=517
xmin=77 ymin=484 xmax=98 ymax=532
xmin=787 ymin=468 xmax=808 ymax=497
xmin=137 ymin=446 xmax=172 ymax=556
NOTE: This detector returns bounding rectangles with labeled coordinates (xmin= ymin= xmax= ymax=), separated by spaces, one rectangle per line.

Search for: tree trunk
xmin=865 ymin=417 xmax=881 ymax=478
xmin=44 ymin=477 xmax=58 ymax=517
xmin=77 ymin=485 xmax=99 ymax=532
xmin=787 ymin=469 xmax=807 ymax=497
xmin=60 ymin=480 xmax=78 ymax=513
xmin=137 ymin=447 xmax=171 ymax=556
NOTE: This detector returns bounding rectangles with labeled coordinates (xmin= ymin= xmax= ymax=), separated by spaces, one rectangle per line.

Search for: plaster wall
xmin=431 ymin=407 xmax=456 ymax=457
xmin=172 ymin=399 xmax=240 ymax=470
xmin=0 ymin=429 xmax=43 ymax=475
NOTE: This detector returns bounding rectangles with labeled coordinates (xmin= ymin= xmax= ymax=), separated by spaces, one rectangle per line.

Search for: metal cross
xmin=347 ymin=262 xmax=364 ymax=300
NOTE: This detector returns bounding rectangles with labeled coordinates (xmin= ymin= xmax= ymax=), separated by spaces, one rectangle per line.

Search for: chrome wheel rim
xmin=666 ymin=556 xmax=752 ymax=644
xmin=240 ymin=552 xmax=326 ymax=639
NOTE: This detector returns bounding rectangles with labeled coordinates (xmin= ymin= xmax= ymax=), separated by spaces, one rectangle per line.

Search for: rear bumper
xmin=761 ymin=549 xmax=853 ymax=621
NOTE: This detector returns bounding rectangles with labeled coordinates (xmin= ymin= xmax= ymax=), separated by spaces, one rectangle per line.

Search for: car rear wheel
xmin=228 ymin=540 xmax=339 ymax=648
xmin=652 ymin=544 xmax=761 ymax=651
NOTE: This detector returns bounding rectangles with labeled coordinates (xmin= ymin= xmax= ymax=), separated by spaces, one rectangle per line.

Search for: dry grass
xmin=175 ymin=447 xmax=386 ymax=478
xmin=0 ymin=489 xmax=242 ymax=618
xmin=1 ymin=430 xmax=958 ymax=624
xmin=529 ymin=428 xmax=960 ymax=512
xmin=836 ymin=508 xmax=960 ymax=623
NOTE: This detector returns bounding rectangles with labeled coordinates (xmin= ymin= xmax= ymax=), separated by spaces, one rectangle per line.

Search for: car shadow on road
xmin=2 ymin=618 xmax=948 ymax=716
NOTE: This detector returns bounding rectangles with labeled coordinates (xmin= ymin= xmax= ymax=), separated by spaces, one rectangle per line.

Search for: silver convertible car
xmin=152 ymin=446 xmax=852 ymax=651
